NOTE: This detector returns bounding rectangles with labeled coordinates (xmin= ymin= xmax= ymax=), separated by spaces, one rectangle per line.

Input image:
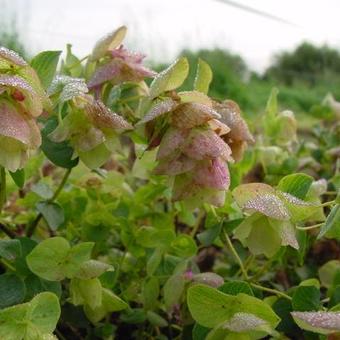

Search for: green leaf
xmin=9 ymin=169 xmax=25 ymax=188
xmin=192 ymin=273 xmax=224 ymax=288
xmin=149 ymin=57 xmax=189 ymax=99
xmin=26 ymin=237 xmax=94 ymax=281
xmin=277 ymin=173 xmax=313 ymax=199
xmin=146 ymin=310 xmax=168 ymax=327
xmin=272 ymin=298 xmax=298 ymax=336
xmin=27 ymin=292 xmax=61 ymax=334
xmin=194 ymin=58 xmax=213 ymax=94
xmin=64 ymin=44 xmax=82 ymax=77
xmin=264 ymin=87 xmax=279 ymax=135
xmin=232 ymin=183 xmax=290 ymax=220
xmin=234 ymin=214 xmax=282 ymax=258
xmin=63 ymin=242 xmax=94 ymax=279
xmin=291 ymin=311 xmax=340 ymax=335
xmin=187 ymin=284 xmax=280 ymax=329
xmin=26 ymin=237 xmax=70 ymax=281
xmin=197 ymin=222 xmax=222 ymax=246
xmin=164 ymin=274 xmax=185 ymax=311
xmin=0 ymin=274 xmax=26 ymax=308
xmin=330 ymin=285 xmax=340 ymax=308
xmin=36 ymin=202 xmax=65 ymax=230
xmin=30 ymin=50 xmax=61 ymax=89
xmin=70 ymin=278 xmax=102 ymax=309
xmin=193 ymin=323 xmax=210 ymax=340
xmin=146 ymin=248 xmax=163 ymax=276
xmin=217 ymin=312 xmax=276 ymax=336
xmin=218 ymin=281 xmax=254 ymax=296
xmin=31 ymin=183 xmax=54 ymax=200
xmin=90 ymin=26 xmax=127 ymax=61
xmin=170 ymin=234 xmax=197 ymax=257
xmin=318 ymin=204 xmax=340 ymax=239
xmin=318 ymin=260 xmax=340 ymax=288
xmin=136 ymin=227 xmax=175 ymax=248
xmin=177 ymin=90 xmax=211 ymax=105
xmin=75 ymin=260 xmax=112 ymax=280
xmin=41 ymin=116 xmax=79 ymax=169
xmin=24 ymin=275 xmax=62 ymax=301
xmin=142 ymin=276 xmax=159 ymax=310
xmin=0 ymin=239 xmax=22 ymax=260
xmin=0 ymin=292 xmax=60 ymax=339
xmin=84 ymin=288 xmax=128 ymax=323
xmin=292 ymin=286 xmax=320 ymax=311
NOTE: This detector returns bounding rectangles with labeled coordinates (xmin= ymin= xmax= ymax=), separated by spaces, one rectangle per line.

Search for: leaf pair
xmin=187 ymin=284 xmax=280 ymax=339
xmin=0 ymin=292 xmax=60 ymax=340
xmin=26 ymin=237 xmax=95 ymax=281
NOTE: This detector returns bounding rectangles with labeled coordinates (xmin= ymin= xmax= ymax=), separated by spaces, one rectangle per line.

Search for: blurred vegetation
xmin=0 ymin=11 xmax=27 ymax=58
xmin=0 ymin=29 xmax=27 ymax=57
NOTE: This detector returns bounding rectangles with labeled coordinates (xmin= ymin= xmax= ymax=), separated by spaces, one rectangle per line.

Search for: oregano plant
xmin=0 ymin=26 xmax=339 ymax=339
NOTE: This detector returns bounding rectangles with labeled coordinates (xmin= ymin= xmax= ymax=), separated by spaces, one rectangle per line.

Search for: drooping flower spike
xmin=0 ymin=47 xmax=47 ymax=171
xmin=138 ymin=91 xmax=253 ymax=207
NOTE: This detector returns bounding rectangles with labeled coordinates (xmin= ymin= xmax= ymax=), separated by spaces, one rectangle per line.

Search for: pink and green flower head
xmin=0 ymin=47 xmax=47 ymax=171
xmin=88 ymin=27 xmax=156 ymax=90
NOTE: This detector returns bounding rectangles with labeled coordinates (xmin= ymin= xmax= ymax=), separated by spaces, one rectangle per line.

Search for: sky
xmin=1 ymin=0 xmax=340 ymax=72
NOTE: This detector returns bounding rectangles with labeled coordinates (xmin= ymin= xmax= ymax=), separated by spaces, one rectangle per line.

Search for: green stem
xmin=51 ymin=168 xmax=72 ymax=201
xmin=67 ymin=54 xmax=89 ymax=70
xmin=220 ymin=230 xmax=249 ymax=280
xmin=319 ymin=200 xmax=335 ymax=207
xmin=0 ymin=258 xmax=16 ymax=272
xmin=250 ymin=283 xmax=292 ymax=300
xmin=26 ymin=168 xmax=72 ymax=237
xmin=0 ymin=222 xmax=16 ymax=238
xmin=0 ymin=167 xmax=6 ymax=213
xmin=190 ymin=210 xmax=205 ymax=237
xmin=324 ymin=191 xmax=337 ymax=195
xmin=296 ymin=222 xmax=324 ymax=231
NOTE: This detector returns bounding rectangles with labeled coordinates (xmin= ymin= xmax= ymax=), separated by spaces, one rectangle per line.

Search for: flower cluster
xmin=87 ymin=26 xmax=156 ymax=91
xmin=0 ymin=47 xmax=47 ymax=171
xmin=140 ymin=94 xmax=253 ymax=207
xmin=48 ymin=77 xmax=132 ymax=169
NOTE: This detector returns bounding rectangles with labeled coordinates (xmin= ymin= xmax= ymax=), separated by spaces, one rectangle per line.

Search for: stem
xmin=26 ymin=168 xmax=72 ymax=237
xmin=324 ymin=191 xmax=337 ymax=195
xmin=296 ymin=222 xmax=324 ymax=231
xmin=250 ymin=283 xmax=292 ymax=300
xmin=319 ymin=200 xmax=335 ymax=207
xmin=0 ymin=258 xmax=16 ymax=271
xmin=0 ymin=167 xmax=6 ymax=212
xmin=67 ymin=54 xmax=89 ymax=70
xmin=190 ymin=210 xmax=205 ymax=237
xmin=51 ymin=168 xmax=72 ymax=201
xmin=0 ymin=222 xmax=16 ymax=238
xmin=220 ymin=230 xmax=249 ymax=280
xmin=55 ymin=328 xmax=67 ymax=340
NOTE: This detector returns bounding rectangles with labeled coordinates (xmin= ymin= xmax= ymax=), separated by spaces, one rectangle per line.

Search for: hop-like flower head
xmin=0 ymin=47 xmax=45 ymax=171
xmin=88 ymin=27 xmax=156 ymax=89
xmin=140 ymin=95 xmax=253 ymax=207
xmin=49 ymin=94 xmax=132 ymax=169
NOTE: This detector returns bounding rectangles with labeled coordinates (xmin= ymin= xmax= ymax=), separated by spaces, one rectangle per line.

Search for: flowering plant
xmin=0 ymin=26 xmax=339 ymax=340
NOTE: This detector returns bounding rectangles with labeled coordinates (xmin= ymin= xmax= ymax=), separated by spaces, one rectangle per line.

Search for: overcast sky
xmin=2 ymin=0 xmax=340 ymax=72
